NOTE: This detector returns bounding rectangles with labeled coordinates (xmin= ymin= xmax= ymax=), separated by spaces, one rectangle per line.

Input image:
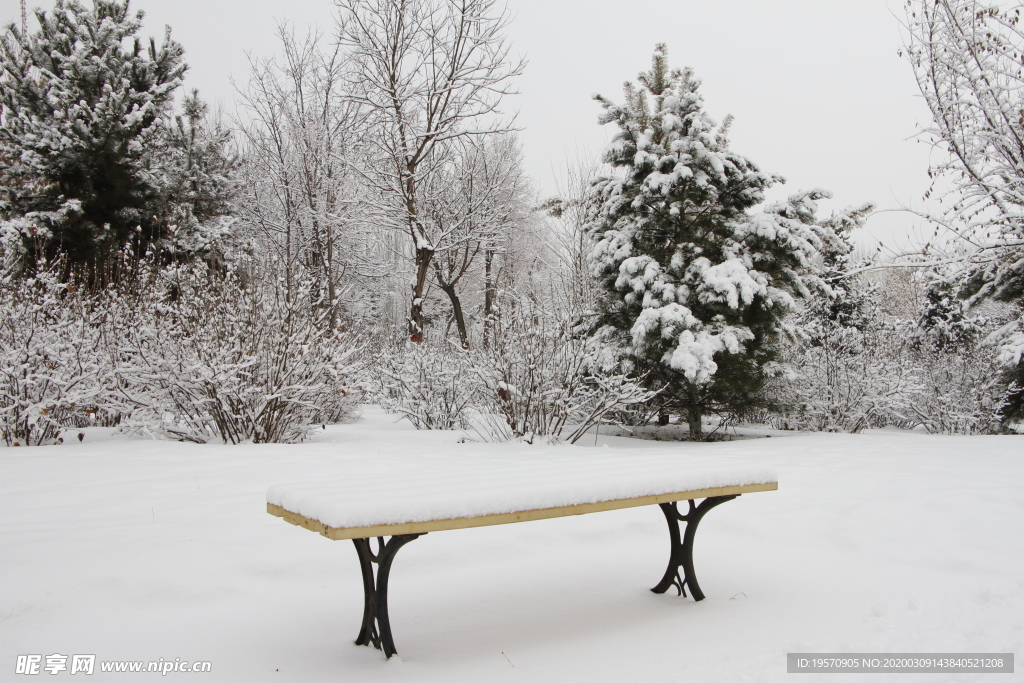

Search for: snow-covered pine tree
xmin=917 ymin=280 xmax=983 ymax=352
xmin=160 ymin=90 xmax=240 ymax=265
xmin=810 ymin=203 xmax=876 ymax=333
xmin=0 ymin=0 xmax=185 ymax=281
xmin=1000 ymin=329 xmax=1024 ymax=424
xmin=588 ymin=45 xmax=831 ymax=440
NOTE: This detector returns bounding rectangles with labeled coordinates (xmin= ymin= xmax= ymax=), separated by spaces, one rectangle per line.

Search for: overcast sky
xmin=3 ymin=0 xmax=937 ymax=249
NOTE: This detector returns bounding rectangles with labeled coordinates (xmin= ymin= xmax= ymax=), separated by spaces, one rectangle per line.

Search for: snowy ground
xmin=2 ymin=408 xmax=1022 ymax=682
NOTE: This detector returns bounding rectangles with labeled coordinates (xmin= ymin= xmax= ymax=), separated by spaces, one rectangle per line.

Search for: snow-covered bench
xmin=267 ymin=452 xmax=777 ymax=658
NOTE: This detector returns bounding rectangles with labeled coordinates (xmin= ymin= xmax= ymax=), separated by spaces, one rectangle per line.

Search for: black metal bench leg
xmin=651 ymin=496 xmax=737 ymax=600
xmin=352 ymin=533 xmax=423 ymax=658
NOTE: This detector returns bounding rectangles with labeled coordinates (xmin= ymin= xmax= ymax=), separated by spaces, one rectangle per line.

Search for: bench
xmin=267 ymin=452 xmax=777 ymax=658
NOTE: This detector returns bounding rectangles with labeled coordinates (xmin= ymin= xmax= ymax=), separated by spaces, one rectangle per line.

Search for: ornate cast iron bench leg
xmin=352 ymin=533 xmax=424 ymax=658
xmin=652 ymin=495 xmax=738 ymax=600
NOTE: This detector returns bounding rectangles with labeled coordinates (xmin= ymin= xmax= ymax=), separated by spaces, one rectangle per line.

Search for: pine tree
xmin=160 ymin=89 xmax=240 ymax=264
xmin=999 ymin=346 xmax=1024 ymax=424
xmin=795 ymin=203 xmax=877 ymax=365
xmin=0 ymin=0 xmax=186 ymax=282
xmin=917 ymin=280 xmax=983 ymax=352
xmin=813 ymin=204 xmax=876 ymax=330
xmin=588 ymin=45 xmax=832 ymax=440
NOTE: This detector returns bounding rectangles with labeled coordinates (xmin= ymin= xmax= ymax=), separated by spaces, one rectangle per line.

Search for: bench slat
xmin=267 ymin=481 xmax=778 ymax=540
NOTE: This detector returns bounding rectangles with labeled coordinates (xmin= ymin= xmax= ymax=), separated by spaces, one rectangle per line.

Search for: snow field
xmin=1 ymin=409 xmax=1022 ymax=682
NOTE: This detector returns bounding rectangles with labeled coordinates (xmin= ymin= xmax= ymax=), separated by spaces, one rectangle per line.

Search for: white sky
xmin=4 ymin=0 xmax=937 ymax=249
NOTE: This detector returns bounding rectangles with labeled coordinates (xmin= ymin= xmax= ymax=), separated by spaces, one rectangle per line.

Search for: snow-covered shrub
xmin=772 ymin=311 xmax=921 ymax=433
xmin=374 ymin=301 xmax=652 ymax=442
xmin=115 ymin=262 xmax=361 ymax=444
xmin=907 ymin=284 xmax=1008 ymax=434
xmin=910 ymin=338 xmax=1005 ymax=434
xmin=0 ymin=269 xmax=110 ymax=445
xmin=377 ymin=341 xmax=478 ymax=430
xmin=768 ymin=268 xmax=1011 ymax=435
xmin=469 ymin=303 xmax=653 ymax=443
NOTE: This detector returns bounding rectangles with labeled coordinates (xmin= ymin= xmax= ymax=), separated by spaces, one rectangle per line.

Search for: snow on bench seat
xmin=267 ymin=450 xmax=777 ymax=540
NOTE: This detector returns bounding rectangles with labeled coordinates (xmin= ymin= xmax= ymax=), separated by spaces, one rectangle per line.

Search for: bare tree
xmin=335 ymin=0 xmax=524 ymax=340
xmin=426 ymin=133 xmax=528 ymax=347
xmin=903 ymin=0 xmax=1024 ymax=423
xmin=902 ymin=0 xmax=1024 ymax=302
xmin=542 ymin=155 xmax=604 ymax=324
xmin=235 ymin=26 xmax=371 ymax=329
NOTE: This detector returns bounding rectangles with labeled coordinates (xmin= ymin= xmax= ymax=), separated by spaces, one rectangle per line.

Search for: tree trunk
xmin=439 ymin=283 xmax=469 ymax=348
xmin=483 ymin=249 xmax=495 ymax=349
xmin=409 ymin=245 xmax=433 ymax=341
xmin=326 ymin=255 xmax=338 ymax=331
xmin=686 ymin=386 xmax=703 ymax=441
xmin=325 ymin=221 xmax=338 ymax=331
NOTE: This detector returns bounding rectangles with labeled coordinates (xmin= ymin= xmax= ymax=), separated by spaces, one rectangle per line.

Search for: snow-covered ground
xmin=2 ymin=407 xmax=1022 ymax=682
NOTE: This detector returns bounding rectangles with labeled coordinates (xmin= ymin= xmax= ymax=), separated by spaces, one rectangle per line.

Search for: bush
xmin=908 ymin=296 xmax=1007 ymax=434
xmin=767 ymin=272 xmax=1010 ymax=434
xmin=0 ymin=269 xmax=109 ymax=445
xmin=114 ymin=262 xmax=361 ymax=444
xmin=375 ymin=302 xmax=653 ymax=443
xmin=771 ymin=315 xmax=921 ymax=433
xmin=468 ymin=306 xmax=653 ymax=443
xmin=378 ymin=341 xmax=477 ymax=430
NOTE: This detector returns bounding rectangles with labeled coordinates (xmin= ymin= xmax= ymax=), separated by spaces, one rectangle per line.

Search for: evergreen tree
xmin=160 ymin=89 xmax=240 ymax=264
xmin=0 ymin=0 xmax=186 ymax=281
xmin=588 ymin=45 xmax=832 ymax=439
xmin=999 ymin=345 xmax=1024 ymax=424
xmin=812 ymin=203 xmax=876 ymax=332
xmin=795 ymin=203 xmax=877 ymax=364
xmin=959 ymin=250 xmax=1024 ymax=427
xmin=917 ymin=280 xmax=983 ymax=352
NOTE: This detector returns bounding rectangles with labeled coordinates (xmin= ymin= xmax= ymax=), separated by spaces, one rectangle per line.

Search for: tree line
xmin=0 ymin=0 xmax=1021 ymax=446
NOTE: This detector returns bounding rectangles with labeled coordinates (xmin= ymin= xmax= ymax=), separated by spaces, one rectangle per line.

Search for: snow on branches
xmin=114 ymin=262 xmax=362 ymax=444
xmin=1 ymin=259 xmax=364 ymax=447
xmin=377 ymin=299 xmax=653 ymax=444
xmin=0 ymin=0 xmax=186 ymax=275
xmin=903 ymin=0 xmax=1024 ymax=423
xmin=0 ymin=268 xmax=108 ymax=446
